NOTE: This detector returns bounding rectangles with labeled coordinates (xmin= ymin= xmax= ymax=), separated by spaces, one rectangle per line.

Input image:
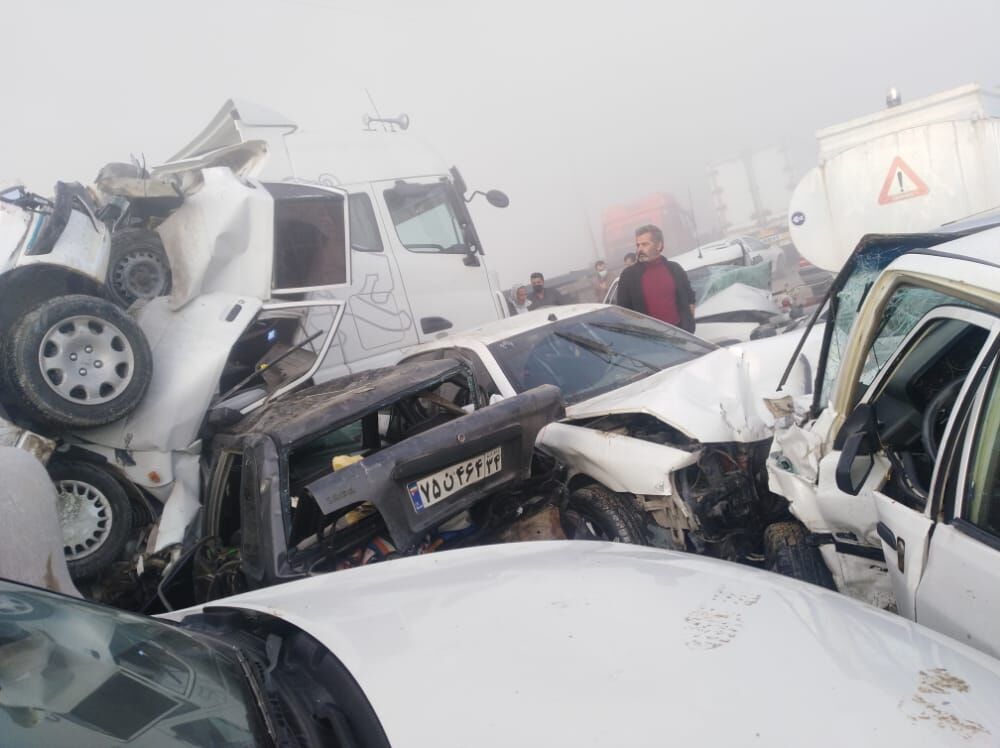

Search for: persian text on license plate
xmin=406 ymin=447 xmax=502 ymax=512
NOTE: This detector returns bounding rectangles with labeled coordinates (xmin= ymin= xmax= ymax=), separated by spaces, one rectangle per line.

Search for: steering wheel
xmin=921 ymin=376 xmax=965 ymax=462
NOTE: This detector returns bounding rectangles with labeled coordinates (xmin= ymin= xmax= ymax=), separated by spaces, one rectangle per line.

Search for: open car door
xmin=835 ymin=307 xmax=999 ymax=618
xmin=906 ymin=352 xmax=1000 ymax=657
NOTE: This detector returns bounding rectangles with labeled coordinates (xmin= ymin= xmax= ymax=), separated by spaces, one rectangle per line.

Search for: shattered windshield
xmin=488 ymin=306 xmax=716 ymax=404
xmin=384 ymin=182 xmax=467 ymax=253
xmin=819 ymin=245 xmax=911 ymax=405
xmin=689 ymin=261 xmax=772 ymax=304
xmin=0 ymin=582 xmax=268 ymax=746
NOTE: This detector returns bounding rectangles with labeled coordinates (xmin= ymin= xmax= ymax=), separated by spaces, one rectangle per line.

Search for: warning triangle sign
xmin=878 ymin=156 xmax=930 ymax=205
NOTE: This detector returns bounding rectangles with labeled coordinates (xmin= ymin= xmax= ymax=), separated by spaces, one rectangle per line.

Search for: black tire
xmin=48 ymin=461 xmax=133 ymax=580
xmin=106 ymin=229 xmax=172 ymax=308
xmin=4 ymin=294 xmax=153 ymax=429
xmin=763 ymin=521 xmax=836 ymax=589
xmin=562 ymin=484 xmax=648 ymax=545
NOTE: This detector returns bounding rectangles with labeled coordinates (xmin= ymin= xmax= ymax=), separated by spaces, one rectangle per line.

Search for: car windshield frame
xmin=0 ymin=579 xmax=273 ymax=746
xmin=487 ymin=307 xmax=716 ymax=405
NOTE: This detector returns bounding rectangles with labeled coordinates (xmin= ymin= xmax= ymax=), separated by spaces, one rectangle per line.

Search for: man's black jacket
xmin=616 ymin=257 xmax=696 ymax=333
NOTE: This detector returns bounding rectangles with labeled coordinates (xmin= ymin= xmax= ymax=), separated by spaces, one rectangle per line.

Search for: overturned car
xmin=2 ymin=98 xmax=516 ymax=582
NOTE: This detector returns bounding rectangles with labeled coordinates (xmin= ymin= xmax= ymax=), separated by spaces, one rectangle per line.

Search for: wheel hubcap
xmin=55 ymin=479 xmax=114 ymax=561
xmin=38 ymin=315 xmax=135 ymax=404
xmin=112 ymin=251 xmax=168 ymax=302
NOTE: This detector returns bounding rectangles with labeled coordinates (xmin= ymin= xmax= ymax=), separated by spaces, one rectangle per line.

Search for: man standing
xmin=529 ymin=272 xmax=564 ymax=308
xmin=508 ymin=285 xmax=533 ymax=315
xmin=591 ymin=260 xmax=611 ymax=302
xmin=616 ymin=224 xmax=696 ymax=333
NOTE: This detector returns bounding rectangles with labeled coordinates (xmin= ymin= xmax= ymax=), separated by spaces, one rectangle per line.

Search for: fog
xmin=4 ymin=0 xmax=1000 ymax=286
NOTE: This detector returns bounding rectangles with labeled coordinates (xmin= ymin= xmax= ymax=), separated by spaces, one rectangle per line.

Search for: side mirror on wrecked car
xmin=834 ymin=404 xmax=877 ymax=495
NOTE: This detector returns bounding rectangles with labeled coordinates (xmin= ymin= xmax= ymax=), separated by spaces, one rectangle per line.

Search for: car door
xmin=866 ymin=309 xmax=999 ymax=620
xmin=375 ymin=177 xmax=502 ymax=340
xmin=903 ymin=351 xmax=1000 ymax=657
xmin=805 ymin=287 xmax=987 ymax=544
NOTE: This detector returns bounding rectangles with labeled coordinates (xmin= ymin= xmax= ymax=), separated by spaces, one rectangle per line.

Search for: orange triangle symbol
xmin=878 ymin=156 xmax=930 ymax=205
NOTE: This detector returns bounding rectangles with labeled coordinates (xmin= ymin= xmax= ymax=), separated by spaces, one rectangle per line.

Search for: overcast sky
xmin=4 ymin=0 xmax=1000 ymax=285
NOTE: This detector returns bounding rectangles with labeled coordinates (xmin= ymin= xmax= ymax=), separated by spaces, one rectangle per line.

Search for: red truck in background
xmin=601 ymin=192 xmax=696 ymax=262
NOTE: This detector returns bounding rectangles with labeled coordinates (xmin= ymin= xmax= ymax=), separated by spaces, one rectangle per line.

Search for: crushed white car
xmin=400 ymin=303 xmax=817 ymax=564
xmin=1 ymin=99 xmax=515 ymax=583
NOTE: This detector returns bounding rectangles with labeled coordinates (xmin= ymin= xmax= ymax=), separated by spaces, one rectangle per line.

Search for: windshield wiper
xmin=591 ymin=321 xmax=709 ymax=348
xmin=553 ymin=331 xmax=659 ymax=373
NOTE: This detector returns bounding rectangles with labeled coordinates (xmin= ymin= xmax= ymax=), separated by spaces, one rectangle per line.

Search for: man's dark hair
xmin=635 ymin=224 xmax=664 ymax=245
xmin=530 ymin=272 xmax=544 ymax=281
xmin=623 ymin=252 xmax=636 ymax=263
xmin=594 ymin=260 xmax=606 ymax=269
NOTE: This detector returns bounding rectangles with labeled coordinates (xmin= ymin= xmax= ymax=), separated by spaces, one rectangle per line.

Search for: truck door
xmin=375 ymin=177 xmax=503 ymax=341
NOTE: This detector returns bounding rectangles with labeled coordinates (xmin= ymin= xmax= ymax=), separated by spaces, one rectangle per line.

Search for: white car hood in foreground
xmin=173 ymin=542 xmax=1000 ymax=747
xmin=566 ymin=346 xmax=771 ymax=442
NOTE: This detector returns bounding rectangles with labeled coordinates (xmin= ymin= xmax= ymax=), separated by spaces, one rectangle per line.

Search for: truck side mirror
xmin=486 ymin=190 xmax=509 ymax=208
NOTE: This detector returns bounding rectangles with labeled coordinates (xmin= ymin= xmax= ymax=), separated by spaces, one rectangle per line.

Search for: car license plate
xmin=406 ymin=447 xmax=502 ymax=512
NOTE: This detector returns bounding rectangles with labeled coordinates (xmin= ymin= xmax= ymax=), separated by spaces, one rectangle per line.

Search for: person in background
xmin=615 ymin=224 xmax=696 ymax=332
xmin=591 ymin=260 xmax=611 ymax=302
xmin=622 ymin=252 xmax=637 ymax=268
xmin=508 ymin=285 xmax=533 ymax=315
xmin=529 ymin=272 xmax=564 ymax=308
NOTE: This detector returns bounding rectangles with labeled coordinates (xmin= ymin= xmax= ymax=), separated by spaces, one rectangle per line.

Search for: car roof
xmin=170 ymin=541 xmax=1000 ymax=747
xmin=912 ymin=222 xmax=1000 ymax=269
xmin=227 ymin=358 xmax=469 ymax=444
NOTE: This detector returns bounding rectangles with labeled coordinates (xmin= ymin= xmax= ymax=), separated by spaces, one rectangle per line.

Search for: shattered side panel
xmin=305 ymin=385 xmax=564 ymax=551
xmin=537 ymin=422 xmax=698 ymax=496
xmin=157 ymin=168 xmax=274 ymax=309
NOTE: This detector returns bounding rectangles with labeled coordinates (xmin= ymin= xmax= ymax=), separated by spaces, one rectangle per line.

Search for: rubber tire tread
xmin=567 ymin=484 xmax=649 ymax=545
xmin=106 ymin=229 xmax=172 ymax=308
xmin=763 ymin=521 xmax=836 ymax=589
xmin=4 ymin=294 xmax=153 ymax=430
xmin=48 ymin=460 xmax=133 ymax=580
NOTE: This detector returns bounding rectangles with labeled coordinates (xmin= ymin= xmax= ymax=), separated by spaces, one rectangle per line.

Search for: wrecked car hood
xmin=565 ymin=347 xmax=771 ymax=443
xmin=168 ymin=542 xmax=1000 ymax=747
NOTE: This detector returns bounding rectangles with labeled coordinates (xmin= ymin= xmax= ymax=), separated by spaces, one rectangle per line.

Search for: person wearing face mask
xmin=616 ymin=224 xmax=695 ymax=332
xmin=591 ymin=260 xmax=611 ymax=301
xmin=528 ymin=272 xmax=564 ymax=308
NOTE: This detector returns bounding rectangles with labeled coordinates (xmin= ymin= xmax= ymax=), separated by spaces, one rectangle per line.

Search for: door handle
xmin=876 ymin=521 xmax=905 ymax=572
xmin=875 ymin=521 xmax=896 ymax=550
